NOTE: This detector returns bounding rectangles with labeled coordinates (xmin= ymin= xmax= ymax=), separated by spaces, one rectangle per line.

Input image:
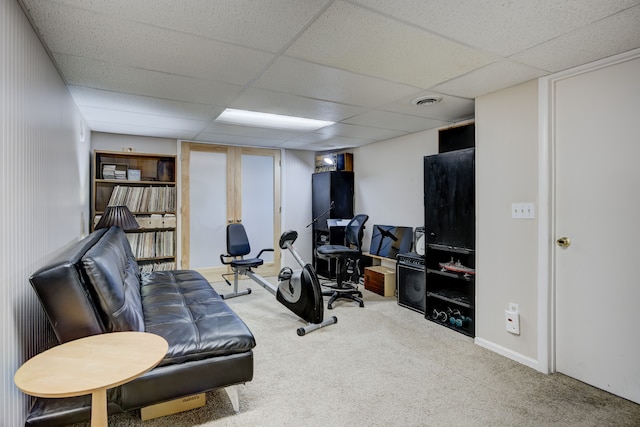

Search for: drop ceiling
xmin=19 ymin=0 xmax=640 ymax=151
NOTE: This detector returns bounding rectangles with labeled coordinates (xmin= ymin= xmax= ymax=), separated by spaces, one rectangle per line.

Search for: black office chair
xmin=219 ymin=223 xmax=273 ymax=299
xmin=316 ymin=214 xmax=369 ymax=309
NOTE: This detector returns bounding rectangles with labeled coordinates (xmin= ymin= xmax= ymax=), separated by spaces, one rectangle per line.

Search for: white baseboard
xmin=474 ymin=337 xmax=544 ymax=373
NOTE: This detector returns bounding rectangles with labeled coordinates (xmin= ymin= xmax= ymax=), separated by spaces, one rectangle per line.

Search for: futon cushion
xmin=141 ymin=270 xmax=256 ymax=366
xmin=81 ymin=227 xmax=145 ymax=332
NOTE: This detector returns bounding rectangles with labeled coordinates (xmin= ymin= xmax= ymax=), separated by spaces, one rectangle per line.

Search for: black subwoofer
xmin=396 ymin=253 xmax=426 ymax=314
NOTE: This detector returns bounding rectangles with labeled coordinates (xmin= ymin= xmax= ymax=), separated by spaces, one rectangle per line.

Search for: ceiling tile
xmin=68 ymin=86 xmax=220 ymax=121
xmin=276 ymin=139 xmax=319 ymax=149
xmin=511 ymin=5 xmax=640 ymax=72
xmin=351 ymin=0 xmax=640 ymax=56
xmin=254 ymin=56 xmax=422 ymax=108
xmin=431 ymin=59 xmax=548 ymax=99
xmin=314 ymin=123 xmax=407 ymax=140
xmin=344 ymin=110 xmax=448 ymax=133
xmin=280 ymin=134 xmax=375 ymax=150
xmin=55 ymin=54 xmax=243 ymax=105
xmin=199 ymin=122 xmax=303 ymax=141
xmin=47 ymin=0 xmax=333 ymax=53
xmin=230 ymin=87 xmax=367 ymax=122
xmin=194 ymin=132 xmax=282 ymax=147
xmin=80 ymin=106 xmax=209 ymax=133
xmin=309 ymin=136 xmax=376 ymax=150
xmin=278 ymin=131 xmax=333 ymax=146
xmin=25 ymin=1 xmax=274 ymax=85
xmin=87 ymin=121 xmax=198 ymax=140
xmin=285 ymin=1 xmax=497 ymax=88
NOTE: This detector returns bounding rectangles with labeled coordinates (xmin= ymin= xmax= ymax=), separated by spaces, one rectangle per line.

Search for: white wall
xmin=1 ymin=0 xmax=89 ymax=424
xmin=475 ymin=81 xmax=540 ymax=367
xmin=354 ymin=129 xmax=440 ymax=251
xmin=92 ymin=132 xmax=177 ymax=155
xmin=355 ymin=94 xmax=540 ymax=368
xmin=281 ymin=150 xmax=316 ymax=265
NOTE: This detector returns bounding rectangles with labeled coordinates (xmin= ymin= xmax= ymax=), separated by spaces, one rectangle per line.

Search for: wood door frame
xmin=537 ymin=48 xmax=640 ymax=374
xmin=180 ymin=142 xmax=281 ymax=280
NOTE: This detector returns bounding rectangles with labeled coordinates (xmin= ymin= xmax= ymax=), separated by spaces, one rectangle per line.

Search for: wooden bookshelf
xmin=91 ymin=150 xmax=177 ymax=271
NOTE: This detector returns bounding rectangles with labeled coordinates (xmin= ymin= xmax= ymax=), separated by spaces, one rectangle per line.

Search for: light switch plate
xmin=511 ymin=203 xmax=535 ymax=219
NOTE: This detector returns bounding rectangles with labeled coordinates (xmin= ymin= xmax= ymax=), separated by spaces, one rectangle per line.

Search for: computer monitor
xmin=369 ymin=225 xmax=413 ymax=260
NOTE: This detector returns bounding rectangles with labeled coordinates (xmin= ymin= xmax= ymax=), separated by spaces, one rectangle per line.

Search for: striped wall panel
xmin=1 ymin=0 xmax=89 ymax=425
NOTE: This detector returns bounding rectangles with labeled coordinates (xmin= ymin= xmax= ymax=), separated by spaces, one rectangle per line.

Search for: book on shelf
xmin=102 ymin=164 xmax=116 ymax=179
xmin=107 ymin=185 xmax=176 ymax=213
xmin=102 ymin=163 xmax=128 ymax=180
xmin=128 ymin=169 xmax=141 ymax=181
xmin=139 ymin=260 xmax=176 ymax=273
xmin=125 ymin=231 xmax=175 ymax=259
xmin=133 ymin=214 xmax=176 ymax=229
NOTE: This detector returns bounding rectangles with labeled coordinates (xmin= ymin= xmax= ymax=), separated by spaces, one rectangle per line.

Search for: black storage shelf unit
xmin=426 ymin=290 xmax=472 ymax=309
xmin=424 ymin=146 xmax=475 ymax=337
xmin=311 ymin=171 xmax=354 ymax=279
xmin=426 ymin=268 xmax=474 ymax=282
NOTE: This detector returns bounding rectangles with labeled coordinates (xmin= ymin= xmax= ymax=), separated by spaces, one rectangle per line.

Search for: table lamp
xmin=95 ymin=205 xmax=139 ymax=230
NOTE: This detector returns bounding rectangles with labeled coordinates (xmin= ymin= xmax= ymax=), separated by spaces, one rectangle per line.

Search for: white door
xmin=554 ymin=55 xmax=640 ymax=403
xmin=181 ymin=143 xmax=281 ymax=281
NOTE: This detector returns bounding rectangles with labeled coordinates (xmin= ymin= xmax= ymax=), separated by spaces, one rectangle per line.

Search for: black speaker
xmin=397 ymin=261 xmax=426 ymax=314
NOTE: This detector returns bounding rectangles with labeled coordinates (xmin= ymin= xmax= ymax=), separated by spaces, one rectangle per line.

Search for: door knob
xmin=557 ymin=237 xmax=571 ymax=248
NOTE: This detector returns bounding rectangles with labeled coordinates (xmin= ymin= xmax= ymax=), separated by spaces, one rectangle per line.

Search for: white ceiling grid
xmin=19 ymin=0 xmax=640 ymax=150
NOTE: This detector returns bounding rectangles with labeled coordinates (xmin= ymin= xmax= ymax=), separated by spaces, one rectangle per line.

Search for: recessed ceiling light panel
xmin=216 ymin=109 xmax=334 ymax=131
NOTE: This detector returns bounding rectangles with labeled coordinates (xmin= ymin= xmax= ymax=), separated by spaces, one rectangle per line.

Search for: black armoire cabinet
xmin=424 ymin=148 xmax=475 ymax=336
xmin=311 ymin=171 xmax=354 ymax=279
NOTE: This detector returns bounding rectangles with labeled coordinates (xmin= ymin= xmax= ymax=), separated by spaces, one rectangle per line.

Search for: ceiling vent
xmin=411 ymin=95 xmax=442 ymax=106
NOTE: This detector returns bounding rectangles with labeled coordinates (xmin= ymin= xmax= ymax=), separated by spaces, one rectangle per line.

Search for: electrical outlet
xmin=505 ymin=307 xmax=520 ymax=335
xmin=509 ymin=302 xmax=519 ymax=314
xmin=511 ymin=203 xmax=535 ymax=219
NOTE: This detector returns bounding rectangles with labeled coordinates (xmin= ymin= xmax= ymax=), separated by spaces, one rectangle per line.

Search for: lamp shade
xmin=95 ymin=205 xmax=139 ymax=230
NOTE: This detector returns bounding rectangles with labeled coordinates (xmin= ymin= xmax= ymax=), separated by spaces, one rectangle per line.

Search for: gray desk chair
xmin=316 ymin=214 xmax=369 ymax=309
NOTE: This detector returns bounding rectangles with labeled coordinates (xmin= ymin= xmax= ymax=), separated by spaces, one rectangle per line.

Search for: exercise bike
xmin=220 ymin=224 xmax=337 ymax=336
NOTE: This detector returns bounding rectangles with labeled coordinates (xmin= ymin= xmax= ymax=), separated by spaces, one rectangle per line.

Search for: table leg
xmin=91 ymin=388 xmax=108 ymax=427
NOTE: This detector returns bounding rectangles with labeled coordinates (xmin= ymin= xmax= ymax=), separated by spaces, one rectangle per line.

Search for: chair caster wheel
xmin=327 ymin=304 xmax=333 ymax=310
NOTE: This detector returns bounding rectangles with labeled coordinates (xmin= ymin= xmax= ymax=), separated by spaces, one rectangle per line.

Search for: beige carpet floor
xmin=73 ymin=278 xmax=640 ymax=426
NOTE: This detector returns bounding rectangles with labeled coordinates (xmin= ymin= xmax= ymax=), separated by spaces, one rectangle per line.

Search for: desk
xmin=363 ymin=252 xmax=397 ymax=269
xmin=14 ymin=332 xmax=168 ymax=427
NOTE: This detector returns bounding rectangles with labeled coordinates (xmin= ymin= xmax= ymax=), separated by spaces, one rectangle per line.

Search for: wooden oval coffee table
xmin=15 ymin=332 xmax=168 ymax=426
